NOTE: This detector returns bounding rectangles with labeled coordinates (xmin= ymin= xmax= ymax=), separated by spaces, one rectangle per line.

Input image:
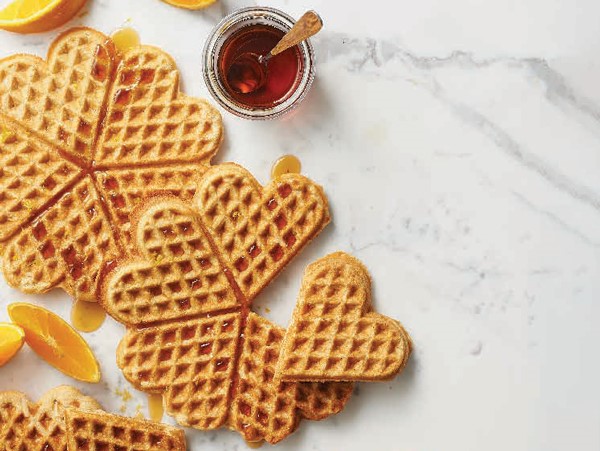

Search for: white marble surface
xmin=1 ymin=0 xmax=600 ymax=450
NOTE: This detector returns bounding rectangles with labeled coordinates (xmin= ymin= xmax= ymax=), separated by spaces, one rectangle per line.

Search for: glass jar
xmin=202 ymin=6 xmax=316 ymax=120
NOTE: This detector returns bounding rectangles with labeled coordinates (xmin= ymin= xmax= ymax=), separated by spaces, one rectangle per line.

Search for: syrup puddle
xmin=110 ymin=27 xmax=140 ymax=53
xmin=271 ymin=154 xmax=301 ymax=179
xmin=147 ymin=393 xmax=164 ymax=422
xmin=71 ymin=301 xmax=106 ymax=333
xmin=245 ymin=440 xmax=265 ymax=449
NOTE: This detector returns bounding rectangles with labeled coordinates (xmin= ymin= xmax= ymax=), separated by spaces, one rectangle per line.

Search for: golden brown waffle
xmin=0 ymin=27 xmax=222 ymax=303
xmin=117 ymin=314 xmax=242 ymax=430
xmin=95 ymin=45 xmax=221 ymax=167
xmin=0 ymin=386 xmax=186 ymax=450
xmin=65 ymin=408 xmax=186 ymax=450
xmin=3 ymin=177 xmax=118 ymax=299
xmin=0 ymin=386 xmax=101 ymax=450
xmin=0 ymin=29 xmax=115 ymax=163
xmin=194 ymin=163 xmax=330 ymax=302
xmin=229 ymin=313 xmax=353 ymax=444
xmin=103 ymin=197 xmax=240 ymax=325
xmin=94 ymin=166 xmax=200 ymax=248
xmin=100 ymin=172 xmax=348 ymax=443
xmin=276 ymin=252 xmax=412 ymax=382
xmin=0 ymin=116 xmax=80 ymax=242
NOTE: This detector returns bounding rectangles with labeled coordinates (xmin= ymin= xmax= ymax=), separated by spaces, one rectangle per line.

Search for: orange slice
xmin=0 ymin=0 xmax=87 ymax=34
xmin=160 ymin=0 xmax=216 ymax=10
xmin=0 ymin=323 xmax=25 ymax=366
xmin=8 ymin=303 xmax=100 ymax=382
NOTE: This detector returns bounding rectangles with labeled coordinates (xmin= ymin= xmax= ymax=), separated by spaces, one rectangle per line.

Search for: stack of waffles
xmin=0 ymin=386 xmax=186 ymax=450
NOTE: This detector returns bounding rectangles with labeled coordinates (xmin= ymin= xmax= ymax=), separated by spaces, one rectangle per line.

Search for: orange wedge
xmin=0 ymin=0 xmax=86 ymax=34
xmin=8 ymin=303 xmax=100 ymax=382
xmin=0 ymin=322 xmax=25 ymax=366
xmin=161 ymin=0 xmax=216 ymax=10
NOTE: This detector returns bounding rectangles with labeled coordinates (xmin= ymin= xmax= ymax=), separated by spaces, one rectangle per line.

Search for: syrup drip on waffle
xmin=71 ymin=300 xmax=107 ymax=332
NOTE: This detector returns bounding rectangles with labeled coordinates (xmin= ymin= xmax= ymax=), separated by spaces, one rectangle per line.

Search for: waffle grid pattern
xmin=3 ymin=177 xmax=117 ymax=301
xmin=96 ymin=47 xmax=221 ymax=166
xmin=0 ymin=117 xmax=80 ymax=241
xmin=229 ymin=313 xmax=354 ymax=444
xmin=196 ymin=165 xmax=329 ymax=301
xmin=0 ymin=387 xmax=185 ymax=451
xmin=277 ymin=253 xmax=412 ymax=382
xmin=0 ymin=30 xmax=113 ymax=162
xmin=103 ymin=200 xmax=239 ymax=325
xmin=65 ymin=408 xmax=186 ymax=451
xmin=94 ymin=165 xmax=202 ymax=247
xmin=0 ymin=386 xmax=102 ymax=451
xmin=101 ymin=165 xmax=344 ymax=443
xmin=230 ymin=313 xmax=299 ymax=443
xmin=0 ymin=27 xmax=223 ymax=303
xmin=118 ymin=314 xmax=241 ymax=430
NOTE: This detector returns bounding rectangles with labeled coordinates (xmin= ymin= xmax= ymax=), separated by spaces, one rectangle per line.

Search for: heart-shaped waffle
xmin=0 ymin=386 xmax=101 ymax=450
xmin=0 ymin=27 xmax=223 ymax=303
xmin=228 ymin=313 xmax=353 ymax=444
xmin=0 ymin=386 xmax=186 ymax=450
xmin=65 ymin=408 xmax=186 ymax=450
xmin=0 ymin=28 xmax=114 ymax=163
xmin=100 ymin=168 xmax=352 ymax=443
xmin=102 ymin=197 xmax=239 ymax=325
xmin=114 ymin=312 xmax=352 ymax=444
xmin=276 ymin=252 xmax=412 ymax=382
xmin=194 ymin=163 xmax=330 ymax=301
xmin=95 ymin=45 xmax=221 ymax=167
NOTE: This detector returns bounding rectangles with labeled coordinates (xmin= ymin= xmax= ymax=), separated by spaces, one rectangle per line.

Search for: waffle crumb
xmin=116 ymin=387 xmax=133 ymax=413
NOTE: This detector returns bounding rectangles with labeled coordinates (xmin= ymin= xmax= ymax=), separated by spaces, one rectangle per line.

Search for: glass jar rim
xmin=202 ymin=6 xmax=315 ymax=120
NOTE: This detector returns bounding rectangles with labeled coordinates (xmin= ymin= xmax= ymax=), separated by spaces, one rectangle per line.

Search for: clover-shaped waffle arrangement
xmin=0 ymin=386 xmax=186 ymax=450
xmin=100 ymin=163 xmax=345 ymax=444
xmin=99 ymin=164 xmax=411 ymax=444
xmin=0 ymin=27 xmax=222 ymax=302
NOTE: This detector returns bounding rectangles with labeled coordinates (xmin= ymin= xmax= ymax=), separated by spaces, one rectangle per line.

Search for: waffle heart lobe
xmin=193 ymin=163 xmax=330 ymax=302
xmin=95 ymin=44 xmax=222 ymax=168
xmin=0 ymin=386 xmax=102 ymax=450
xmin=100 ymin=196 xmax=240 ymax=326
xmin=65 ymin=407 xmax=187 ymax=450
xmin=0 ymin=28 xmax=115 ymax=163
xmin=276 ymin=252 xmax=412 ymax=382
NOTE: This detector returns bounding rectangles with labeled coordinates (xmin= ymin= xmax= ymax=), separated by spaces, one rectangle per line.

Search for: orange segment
xmin=8 ymin=303 xmax=100 ymax=382
xmin=0 ymin=0 xmax=87 ymax=34
xmin=161 ymin=0 xmax=216 ymax=10
xmin=0 ymin=322 xmax=25 ymax=366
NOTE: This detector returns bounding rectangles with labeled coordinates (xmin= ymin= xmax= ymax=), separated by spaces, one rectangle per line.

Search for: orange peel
xmin=0 ymin=0 xmax=87 ymax=34
xmin=0 ymin=322 xmax=25 ymax=366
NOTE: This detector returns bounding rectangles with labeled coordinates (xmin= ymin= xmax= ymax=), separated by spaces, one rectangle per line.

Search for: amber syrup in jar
xmin=219 ymin=24 xmax=302 ymax=108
